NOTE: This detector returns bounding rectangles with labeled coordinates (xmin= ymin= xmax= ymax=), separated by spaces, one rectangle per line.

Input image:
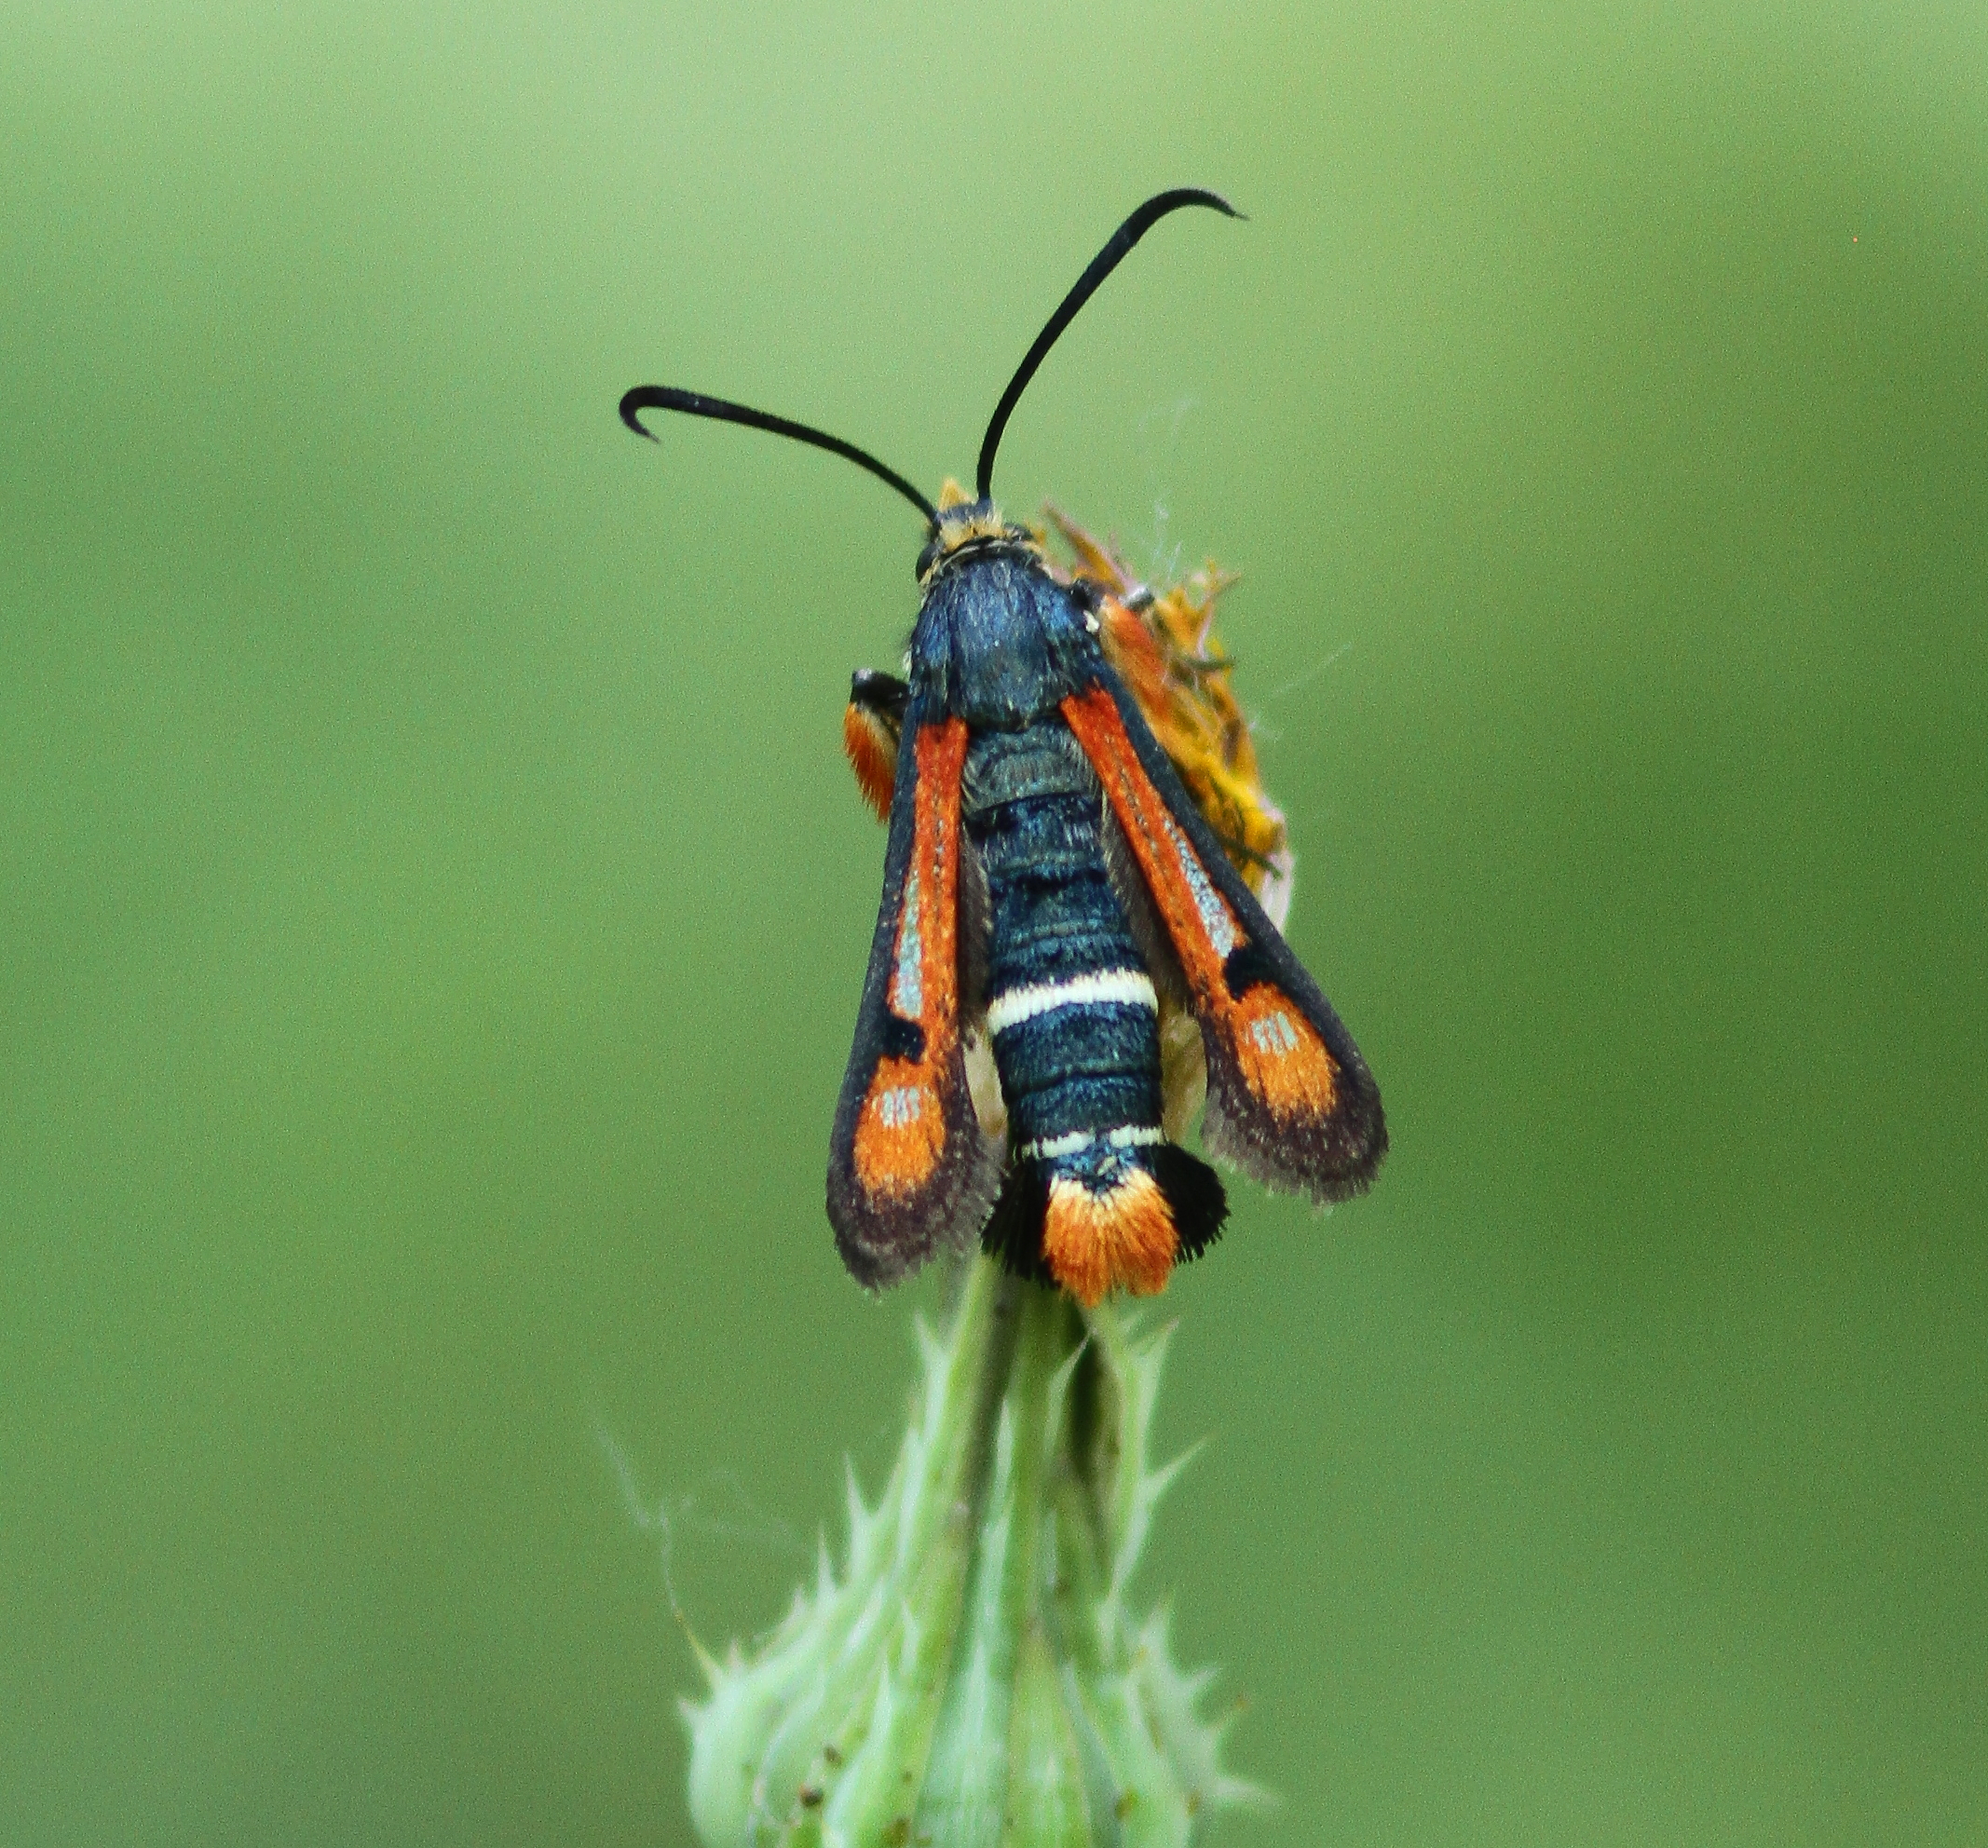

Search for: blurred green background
xmin=5 ymin=2 xmax=1985 ymax=1842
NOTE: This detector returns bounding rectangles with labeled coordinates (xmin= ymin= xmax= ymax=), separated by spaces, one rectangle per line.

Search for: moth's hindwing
xmin=1061 ymin=679 xmax=1387 ymax=1201
xmin=827 ymin=714 xmax=1001 ymax=1285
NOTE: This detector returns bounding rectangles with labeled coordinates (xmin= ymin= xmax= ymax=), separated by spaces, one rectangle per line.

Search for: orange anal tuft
xmin=1042 ymin=1170 xmax=1178 ymax=1308
xmin=843 ymin=704 xmax=899 ymax=823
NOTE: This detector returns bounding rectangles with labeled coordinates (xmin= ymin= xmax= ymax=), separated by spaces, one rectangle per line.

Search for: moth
xmin=621 ymin=190 xmax=1385 ymax=1306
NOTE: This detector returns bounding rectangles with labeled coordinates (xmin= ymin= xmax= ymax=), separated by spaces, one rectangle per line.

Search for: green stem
xmin=685 ymin=1259 xmax=1262 ymax=1847
xmin=916 ymin=1277 xmax=1070 ymax=1844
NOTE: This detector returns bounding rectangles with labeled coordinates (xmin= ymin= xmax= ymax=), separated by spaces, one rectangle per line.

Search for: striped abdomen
xmin=963 ymin=721 xmax=1224 ymax=1303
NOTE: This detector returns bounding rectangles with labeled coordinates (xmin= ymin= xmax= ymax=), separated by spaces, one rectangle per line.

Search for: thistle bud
xmin=686 ymin=1257 xmax=1265 ymax=1846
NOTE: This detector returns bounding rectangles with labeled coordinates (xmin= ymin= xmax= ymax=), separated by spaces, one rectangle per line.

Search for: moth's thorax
xmin=908 ymin=481 xmax=1099 ymax=733
xmin=915 ymin=541 xmax=1100 ymax=733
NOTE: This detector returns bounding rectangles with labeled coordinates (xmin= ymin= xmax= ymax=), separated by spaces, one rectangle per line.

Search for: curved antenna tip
xmin=616 ymin=382 xmax=938 ymax=527
xmin=619 ymin=389 xmax=661 ymax=441
xmin=976 ymin=189 xmax=1246 ymax=501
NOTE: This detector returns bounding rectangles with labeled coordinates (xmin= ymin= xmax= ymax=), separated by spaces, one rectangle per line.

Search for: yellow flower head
xmin=1040 ymin=506 xmax=1293 ymax=930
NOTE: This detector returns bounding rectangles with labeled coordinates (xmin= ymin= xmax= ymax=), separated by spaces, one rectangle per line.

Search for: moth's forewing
xmin=1061 ymin=677 xmax=1386 ymax=1202
xmin=826 ymin=713 xmax=1002 ymax=1284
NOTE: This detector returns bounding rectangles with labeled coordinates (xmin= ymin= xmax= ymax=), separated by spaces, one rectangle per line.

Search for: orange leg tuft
xmin=842 ymin=704 xmax=898 ymax=823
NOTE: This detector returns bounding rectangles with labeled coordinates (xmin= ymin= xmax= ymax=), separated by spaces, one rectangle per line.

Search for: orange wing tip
xmin=1042 ymin=1170 xmax=1178 ymax=1308
xmin=851 ymin=1058 xmax=946 ymax=1196
xmin=1229 ymin=986 xmax=1340 ymax=1117
xmin=843 ymin=702 xmax=898 ymax=822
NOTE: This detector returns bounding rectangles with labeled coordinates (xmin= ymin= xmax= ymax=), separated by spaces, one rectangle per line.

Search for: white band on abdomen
xmin=986 ymin=969 xmax=1157 ymax=1037
xmin=1018 ymin=1122 xmax=1165 ymax=1162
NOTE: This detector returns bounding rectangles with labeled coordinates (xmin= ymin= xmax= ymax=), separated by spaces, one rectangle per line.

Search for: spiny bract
xmin=685 ymin=1260 xmax=1269 ymax=1847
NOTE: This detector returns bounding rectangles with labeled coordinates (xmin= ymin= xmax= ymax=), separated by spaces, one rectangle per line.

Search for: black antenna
xmin=975 ymin=189 xmax=1244 ymax=503
xmin=620 ymin=385 xmax=940 ymax=530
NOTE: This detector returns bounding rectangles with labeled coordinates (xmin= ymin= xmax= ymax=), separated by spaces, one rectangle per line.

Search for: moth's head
xmin=914 ymin=478 xmax=1042 ymax=587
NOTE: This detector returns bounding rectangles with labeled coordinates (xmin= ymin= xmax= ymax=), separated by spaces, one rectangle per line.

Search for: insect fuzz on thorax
xmin=621 ymin=190 xmax=1386 ymax=1307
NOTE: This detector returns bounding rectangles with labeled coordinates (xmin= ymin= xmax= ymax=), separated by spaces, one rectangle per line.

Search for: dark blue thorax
xmin=909 ymin=547 xmax=1094 ymax=728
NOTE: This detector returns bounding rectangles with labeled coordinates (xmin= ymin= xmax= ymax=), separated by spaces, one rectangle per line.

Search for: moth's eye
xmin=1068 ymin=577 xmax=1104 ymax=613
xmin=914 ymin=541 xmax=938 ymax=580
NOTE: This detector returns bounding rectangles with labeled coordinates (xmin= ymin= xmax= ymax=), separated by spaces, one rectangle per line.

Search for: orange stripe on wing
xmin=1061 ymin=685 xmax=1233 ymax=1002
xmin=851 ymin=717 xmax=968 ymax=1198
xmin=1060 ymin=685 xmax=1340 ymax=1121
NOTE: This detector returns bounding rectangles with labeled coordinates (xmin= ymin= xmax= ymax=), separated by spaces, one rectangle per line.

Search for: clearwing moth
xmin=621 ymin=190 xmax=1385 ymax=1307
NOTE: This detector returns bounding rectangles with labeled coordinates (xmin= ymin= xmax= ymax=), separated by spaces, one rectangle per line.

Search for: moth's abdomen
xmin=966 ymin=723 xmax=1158 ymax=1148
xmin=964 ymin=724 xmax=1225 ymax=1304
